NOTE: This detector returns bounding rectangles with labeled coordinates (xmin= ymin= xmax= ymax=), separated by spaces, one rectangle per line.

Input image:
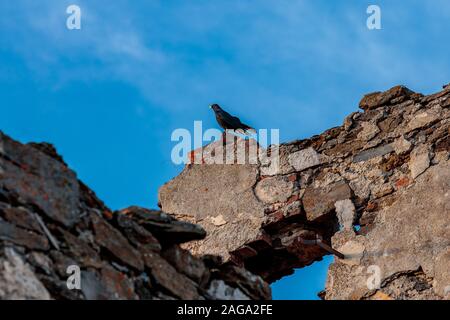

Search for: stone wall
xmin=0 ymin=132 xmax=270 ymax=300
xmin=159 ymin=84 xmax=450 ymax=299
xmin=1 ymin=83 xmax=448 ymax=300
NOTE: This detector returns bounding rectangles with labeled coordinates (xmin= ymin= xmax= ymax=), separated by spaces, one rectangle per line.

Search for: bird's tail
xmin=239 ymin=125 xmax=256 ymax=136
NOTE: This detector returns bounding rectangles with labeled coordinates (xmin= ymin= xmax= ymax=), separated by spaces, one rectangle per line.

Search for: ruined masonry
xmin=0 ymin=134 xmax=270 ymax=300
xmin=1 ymin=84 xmax=449 ymax=300
xmin=159 ymin=84 xmax=450 ymax=300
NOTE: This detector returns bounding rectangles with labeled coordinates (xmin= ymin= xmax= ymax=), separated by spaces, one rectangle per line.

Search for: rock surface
xmin=159 ymin=84 xmax=450 ymax=299
xmin=1 ymin=83 xmax=449 ymax=300
xmin=0 ymin=132 xmax=270 ymax=300
xmin=325 ymin=163 xmax=449 ymax=300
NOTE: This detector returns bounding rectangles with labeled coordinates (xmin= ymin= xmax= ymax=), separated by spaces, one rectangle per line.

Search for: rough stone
xmin=255 ymin=176 xmax=294 ymax=204
xmin=337 ymin=239 xmax=365 ymax=266
xmin=359 ymin=85 xmax=415 ymax=110
xmin=288 ymin=147 xmax=327 ymax=172
xmin=100 ymin=265 xmax=137 ymax=300
xmin=0 ymin=132 xmax=269 ymax=301
xmin=210 ymin=214 xmax=227 ymax=226
xmin=0 ymin=219 xmax=49 ymax=250
xmin=1 ymin=207 xmax=41 ymax=234
xmin=303 ymin=181 xmax=352 ymax=221
xmin=159 ymin=164 xmax=264 ymax=260
xmin=379 ymin=115 xmax=404 ymax=135
xmin=161 ymin=245 xmax=208 ymax=284
xmin=326 ymin=163 xmax=450 ymax=299
xmin=367 ymin=269 xmax=440 ymax=300
xmin=26 ymin=251 xmax=54 ymax=276
xmin=357 ymin=122 xmax=380 ymax=141
xmin=1 ymin=83 xmax=449 ymax=301
xmin=343 ymin=112 xmax=358 ymax=131
xmin=371 ymin=184 xmax=394 ymax=199
xmin=392 ymin=136 xmax=412 ymax=155
xmin=120 ymin=207 xmax=206 ymax=245
xmin=353 ymin=144 xmax=394 ymax=162
xmin=91 ymin=213 xmax=144 ymax=271
xmin=155 ymin=85 xmax=449 ymax=293
xmin=214 ymin=264 xmax=271 ymax=300
xmin=207 ymin=280 xmax=250 ymax=300
xmin=349 ymin=177 xmax=372 ymax=200
xmin=80 ymin=269 xmax=111 ymax=300
xmin=49 ymin=250 xmax=78 ymax=278
xmin=59 ymin=229 xmax=103 ymax=268
xmin=115 ymin=211 xmax=161 ymax=252
xmin=434 ymin=251 xmax=450 ymax=297
xmin=409 ymin=146 xmax=430 ymax=179
xmin=0 ymin=247 xmax=51 ymax=299
xmin=142 ymin=249 xmax=200 ymax=300
xmin=406 ymin=110 xmax=440 ymax=132
xmin=0 ymin=132 xmax=81 ymax=227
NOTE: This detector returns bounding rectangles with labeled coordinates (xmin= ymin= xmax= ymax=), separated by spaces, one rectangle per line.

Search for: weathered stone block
xmin=0 ymin=248 xmax=51 ymax=299
xmin=303 ymin=181 xmax=352 ymax=221
xmin=353 ymin=144 xmax=394 ymax=162
xmin=142 ymin=249 xmax=200 ymax=300
xmin=255 ymin=176 xmax=294 ymax=204
xmin=91 ymin=213 xmax=144 ymax=271
xmin=288 ymin=147 xmax=328 ymax=172
xmin=406 ymin=110 xmax=440 ymax=132
xmin=359 ymin=85 xmax=415 ymax=110
xmin=0 ymin=132 xmax=81 ymax=227
xmin=0 ymin=220 xmax=49 ymax=251
xmin=409 ymin=145 xmax=430 ymax=179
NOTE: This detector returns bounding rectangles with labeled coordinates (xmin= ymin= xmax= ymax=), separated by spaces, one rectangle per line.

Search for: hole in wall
xmin=271 ymin=255 xmax=334 ymax=300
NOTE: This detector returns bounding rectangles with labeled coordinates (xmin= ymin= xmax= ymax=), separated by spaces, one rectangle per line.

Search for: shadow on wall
xmin=271 ymin=255 xmax=334 ymax=300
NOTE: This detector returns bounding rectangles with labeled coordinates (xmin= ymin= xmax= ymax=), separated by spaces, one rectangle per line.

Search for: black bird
xmin=209 ymin=104 xmax=255 ymax=134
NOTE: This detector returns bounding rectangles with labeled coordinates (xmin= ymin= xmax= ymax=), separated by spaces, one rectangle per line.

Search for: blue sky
xmin=1 ymin=1 xmax=449 ymax=300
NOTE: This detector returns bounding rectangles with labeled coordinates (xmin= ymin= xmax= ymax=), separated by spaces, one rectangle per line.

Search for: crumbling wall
xmin=0 ymin=132 xmax=270 ymax=300
xmin=1 ymin=83 xmax=448 ymax=300
xmin=159 ymin=84 xmax=450 ymax=299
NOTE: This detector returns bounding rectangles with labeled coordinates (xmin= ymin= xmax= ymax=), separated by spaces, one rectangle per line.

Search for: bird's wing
xmin=218 ymin=110 xmax=241 ymax=128
xmin=216 ymin=109 xmax=255 ymax=132
xmin=221 ymin=110 xmax=238 ymax=121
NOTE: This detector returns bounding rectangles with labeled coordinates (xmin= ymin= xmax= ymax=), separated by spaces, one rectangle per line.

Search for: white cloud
xmin=1 ymin=0 xmax=449 ymax=129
